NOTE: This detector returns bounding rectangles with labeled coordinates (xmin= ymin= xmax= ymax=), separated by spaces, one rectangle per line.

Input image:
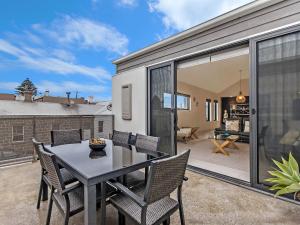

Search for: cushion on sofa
xmin=225 ymin=119 xmax=239 ymax=132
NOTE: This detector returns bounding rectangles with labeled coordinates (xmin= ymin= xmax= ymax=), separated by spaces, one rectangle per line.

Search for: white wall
xmin=112 ymin=66 xmax=147 ymax=134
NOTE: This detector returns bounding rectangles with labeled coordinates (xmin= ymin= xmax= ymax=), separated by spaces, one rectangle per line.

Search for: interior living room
xmin=176 ymin=47 xmax=250 ymax=182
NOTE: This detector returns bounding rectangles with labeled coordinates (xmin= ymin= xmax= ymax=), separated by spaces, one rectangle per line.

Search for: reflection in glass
xmin=150 ymin=65 xmax=174 ymax=155
xmin=257 ymin=31 xmax=300 ymax=184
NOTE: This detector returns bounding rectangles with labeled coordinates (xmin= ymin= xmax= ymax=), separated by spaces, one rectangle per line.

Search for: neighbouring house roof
xmin=0 ymin=100 xmax=112 ymax=116
xmin=34 ymin=96 xmax=86 ymax=104
xmin=112 ymin=0 xmax=282 ymax=65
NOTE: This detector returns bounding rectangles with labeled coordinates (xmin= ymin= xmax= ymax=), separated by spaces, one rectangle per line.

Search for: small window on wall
xmin=177 ymin=93 xmax=190 ymax=110
xmin=205 ymin=99 xmax=211 ymax=121
xmin=98 ymin=121 xmax=104 ymax=133
xmin=12 ymin=125 xmax=24 ymax=142
xmin=214 ymin=100 xmax=219 ymax=121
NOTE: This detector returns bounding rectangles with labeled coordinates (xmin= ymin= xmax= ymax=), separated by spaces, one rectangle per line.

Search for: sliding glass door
xmin=148 ymin=62 xmax=176 ymax=156
xmin=251 ymin=26 xmax=300 ymax=187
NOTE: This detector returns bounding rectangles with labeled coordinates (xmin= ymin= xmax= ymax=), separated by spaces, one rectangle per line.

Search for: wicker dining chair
xmin=126 ymin=134 xmax=160 ymax=188
xmin=109 ymin=150 xmax=190 ymax=225
xmin=135 ymin=134 xmax=160 ymax=152
xmin=112 ymin=130 xmax=132 ymax=145
xmin=39 ymin=147 xmax=116 ymax=225
xmin=51 ymin=129 xmax=82 ymax=147
xmin=32 ymin=138 xmax=78 ymax=209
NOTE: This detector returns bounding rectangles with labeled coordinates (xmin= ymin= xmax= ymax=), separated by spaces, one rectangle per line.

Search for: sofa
xmin=214 ymin=118 xmax=250 ymax=143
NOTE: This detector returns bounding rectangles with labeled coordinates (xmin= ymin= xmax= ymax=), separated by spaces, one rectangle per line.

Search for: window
xmin=205 ymin=99 xmax=211 ymax=121
xmin=177 ymin=93 xmax=190 ymax=110
xmin=213 ymin=100 xmax=219 ymax=121
xmin=98 ymin=121 xmax=104 ymax=133
xmin=12 ymin=125 xmax=24 ymax=142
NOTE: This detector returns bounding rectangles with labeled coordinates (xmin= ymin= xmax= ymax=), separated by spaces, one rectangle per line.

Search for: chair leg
xmin=118 ymin=212 xmax=125 ymax=225
xmin=37 ymin=177 xmax=43 ymax=209
xmin=178 ymin=205 xmax=185 ymax=225
xmin=45 ymin=190 xmax=54 ymax=225
xmin=63 ymin=212 xmax=69 ymax=225
xmin=163 ymin=218 xmax=170 ymax=225
xmin=64 ymin=195 xmax=71 ymax=225
xmin=178 ymin=185 xmax=185 ymax=225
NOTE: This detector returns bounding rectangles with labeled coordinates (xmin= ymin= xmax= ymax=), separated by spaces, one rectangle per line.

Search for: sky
xmin=0 ymin=0 xmax=253 ymax=101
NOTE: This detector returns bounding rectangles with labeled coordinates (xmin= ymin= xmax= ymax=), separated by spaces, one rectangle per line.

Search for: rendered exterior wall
xmin=112 ymin=66 xmax=147 ymax=134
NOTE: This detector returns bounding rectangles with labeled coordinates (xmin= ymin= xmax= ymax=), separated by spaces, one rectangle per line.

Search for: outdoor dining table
xmin=43 ymin=139 xmax=168 ymax=225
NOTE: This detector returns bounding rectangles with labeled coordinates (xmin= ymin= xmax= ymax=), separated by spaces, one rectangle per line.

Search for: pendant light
xmin=236 ymin=69 xmax=246 ymax=103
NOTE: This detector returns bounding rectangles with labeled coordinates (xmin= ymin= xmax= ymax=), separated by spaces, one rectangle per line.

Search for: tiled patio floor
xmin=1 ymin=162 xmax=300 ymax=225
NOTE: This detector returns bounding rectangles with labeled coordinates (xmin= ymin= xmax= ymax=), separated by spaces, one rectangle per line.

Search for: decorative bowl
xmin=89 ymin=143 xmax=106 ymax=151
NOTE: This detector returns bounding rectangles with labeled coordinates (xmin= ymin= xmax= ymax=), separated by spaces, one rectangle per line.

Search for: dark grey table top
xmin=45 ymin=140 xmax=167 ymax=184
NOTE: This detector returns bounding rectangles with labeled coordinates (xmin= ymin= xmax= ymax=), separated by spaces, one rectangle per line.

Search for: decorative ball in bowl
xmin=89 ymin=138 xmax=106 ymax=151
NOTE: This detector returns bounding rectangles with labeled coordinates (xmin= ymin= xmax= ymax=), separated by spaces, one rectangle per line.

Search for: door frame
xmin=147 ymin=61 xmax=177 ymax=156
xmin=250 ymin=24 xmax=300 ymax=189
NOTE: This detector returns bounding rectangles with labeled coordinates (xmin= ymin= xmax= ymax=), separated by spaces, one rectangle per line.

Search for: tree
xmin=15 ymin=78 xmax=37 ymax=96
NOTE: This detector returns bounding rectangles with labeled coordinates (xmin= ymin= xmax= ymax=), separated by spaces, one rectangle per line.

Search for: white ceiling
xmin=177 ymin=54 xmax=249 ymax=93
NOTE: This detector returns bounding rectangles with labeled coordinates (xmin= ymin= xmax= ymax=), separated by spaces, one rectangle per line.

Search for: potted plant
xmin=265 ymin=152 xmax=300 ymax=200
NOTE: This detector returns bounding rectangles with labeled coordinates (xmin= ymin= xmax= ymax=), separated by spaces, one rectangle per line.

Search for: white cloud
xmin=33 ymin=16 xmax=129 ymax=56
xmin=0 ymin=39 xmax=111 ymax=82
xmin=118 ymin=0 xmax=137 ymax=7
xmin=37 ymin=80 xmax=107 ymax=95
xmin=148 ymin=0 xmax=253 ymax=31
xmin=51 ymin=49 xmax=76 ymax=62
xmin=0 ymin=81 xmax=19 ymax=91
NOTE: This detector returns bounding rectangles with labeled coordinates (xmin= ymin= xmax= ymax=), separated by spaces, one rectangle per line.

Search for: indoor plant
xmin=265 ymin=152 xmax=300 ymax=200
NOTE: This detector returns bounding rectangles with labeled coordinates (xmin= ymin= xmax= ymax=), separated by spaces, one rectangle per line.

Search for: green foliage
xmin=265 ymin=152 xmax=300 ymax=199
xmin=15 ymin=78 xmax=37 ymax=96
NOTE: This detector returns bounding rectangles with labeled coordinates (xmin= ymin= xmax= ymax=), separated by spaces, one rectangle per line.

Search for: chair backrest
xmin=112 ymin=130 xmax=131 ymax=145
xmin=51 ymin=129 xmax=82 ymax=146
xmin=144 ymin=150 xmax=190 ymax=204
xmin=135 ymin=134 xmax=160 ymax=151
xmin=32 ymin=138 xmax=47 ymax=170
xmin=39 ymin=147 xmax=65 ymax=193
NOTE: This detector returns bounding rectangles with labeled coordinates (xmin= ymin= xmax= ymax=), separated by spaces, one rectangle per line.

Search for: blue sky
xmin=0 ymin=0 xmax=252 ymax=101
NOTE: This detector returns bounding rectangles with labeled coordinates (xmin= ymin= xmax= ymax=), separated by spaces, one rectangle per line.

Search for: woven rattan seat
xmin=112 ymin=130 xmax=132 ymax=145
xmin=111 ymin=185 xmax=178 ymax=225
xmin=32 ymin=138 xmax=78 ymax=210
xmin=51 ymin=129 xmax=82 ymax=147
xmin=126 ymin=134 xmax=160 ymax=188
xmin=110 ymin=150 xmax=190 ymax=225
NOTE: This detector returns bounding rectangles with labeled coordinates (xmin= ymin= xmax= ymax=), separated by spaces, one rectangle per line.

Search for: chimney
xmin=24 ymin=91 xmax=33 ymax=102
xmin=66 ymin=92 xmax=71 ymax=105
xmin=44 ymin=90 xmax=49 ymax=96
xmin=88 ymin=96 xmax=94 ymax=104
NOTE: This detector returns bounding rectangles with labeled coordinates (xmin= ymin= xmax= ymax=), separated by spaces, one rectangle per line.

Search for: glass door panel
xmin=256 ymin=30 xmax=300 ymax=184
xmin=148 ymin=63 xmax=176 ymax=156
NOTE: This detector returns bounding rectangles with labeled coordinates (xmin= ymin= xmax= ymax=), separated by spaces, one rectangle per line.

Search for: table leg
xmin=100 ymin=182 xmax=106 ymax=225
xmin=41 ymin=178 xmax=48 ymax=201
xmin=228 ymin=141 xmax=239 ymax=149
xmin=212 ymin=139 xmax=229 ymax=156
xmin=84 ymin=184 xmax=97 ymax=225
